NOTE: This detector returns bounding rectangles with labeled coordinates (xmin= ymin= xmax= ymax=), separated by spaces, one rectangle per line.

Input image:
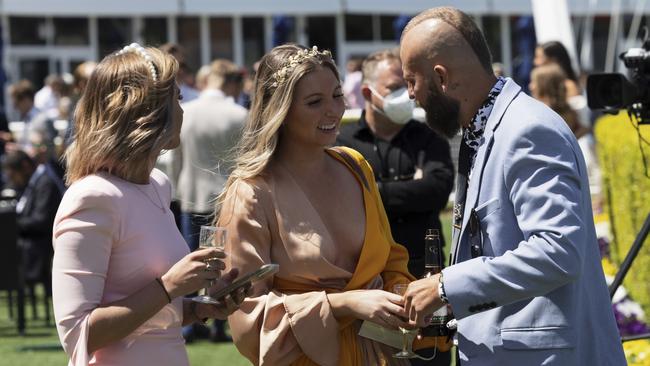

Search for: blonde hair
xmin=531 ymin=64 xmax=579 ymax=133
xmin=207 ymin=59 xmax=241 ymax=89
xmin=216 ymin=44 xmax=339 ymax=209
xmin=65 ymin=46 xmax=179 ymax=184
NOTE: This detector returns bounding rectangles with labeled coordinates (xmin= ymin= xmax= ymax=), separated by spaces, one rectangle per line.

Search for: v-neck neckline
xmin=276 ymin=150 xmax=369 ymax=276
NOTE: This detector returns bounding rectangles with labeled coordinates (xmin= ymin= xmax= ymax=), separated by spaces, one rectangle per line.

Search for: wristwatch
xmin=438 ymin=272 xmax=449 ymax=304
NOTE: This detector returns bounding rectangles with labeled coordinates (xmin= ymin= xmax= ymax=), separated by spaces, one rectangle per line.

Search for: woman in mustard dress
xmin=218 ymin=44 xmax=421 ymax=366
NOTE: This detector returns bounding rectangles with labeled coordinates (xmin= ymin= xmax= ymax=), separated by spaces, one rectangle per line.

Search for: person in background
xmin=342 ymin=57 xmax=364 ymax=109
xmin=534 ymin=40 xmax=591 ymax=128
xmin=35 ymin=74 xmax=65 ymax=120
xmin=8 ymin=80 xmax=56 ymax=150
xmin=530 ymin=63 xmax=602 ymax=211
xmin=61 ymin=61 xmax=97 ymax=144
xmin=336 ymin=48 xmax=454 ymax=279
xmin=3 ymin=148 xmax=62 ymax=312
xmin=160 ymin=43 xmax=200 ymax=103
xmin=176 ymin=59 xmax=248 ymax=342
xmin=492 ymin=62 xmax=505 ymax=77
xmin=336 ymin=49 xmax=454 ymax=366
xmin=195 ymin=64 xmax=211 ymax=92
xmin=534 ymin=41 xmax=580 ymax=97
xmin=238 ymin=61 xmax=260 ymax=110
xmin=0 ymin=111 xmax=9 ymax=186
xmin=52 ymin=43 xmax=246 ymax=366
xmin=399 ymin=7 xmax=625 ymax=364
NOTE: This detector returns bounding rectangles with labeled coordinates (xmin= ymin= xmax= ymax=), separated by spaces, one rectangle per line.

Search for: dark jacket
xmin=336 ymin=113 xmax=454 ymax=277
xmin=16 ymin=161 xmax=65 ymax=285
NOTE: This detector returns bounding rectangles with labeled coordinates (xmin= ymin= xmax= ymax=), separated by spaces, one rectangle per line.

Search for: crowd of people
xmin=0 ymin=5 xmax=626 ymax=366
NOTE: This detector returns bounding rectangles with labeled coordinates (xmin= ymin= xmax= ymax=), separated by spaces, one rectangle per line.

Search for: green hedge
xmin=594 ymin=112 xmax=650 ymax=316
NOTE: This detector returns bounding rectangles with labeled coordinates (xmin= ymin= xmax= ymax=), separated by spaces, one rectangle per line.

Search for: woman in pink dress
xmin=52 ymin=43 xmax=245 ymax=366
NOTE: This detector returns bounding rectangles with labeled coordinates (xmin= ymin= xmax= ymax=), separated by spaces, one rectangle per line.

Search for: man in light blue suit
xmin=399 ymin=7 xmax=626 ymax=365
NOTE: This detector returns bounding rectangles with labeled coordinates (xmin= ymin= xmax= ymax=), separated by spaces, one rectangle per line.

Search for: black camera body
xmin=587 ymin=37 xmax=650 ymax=124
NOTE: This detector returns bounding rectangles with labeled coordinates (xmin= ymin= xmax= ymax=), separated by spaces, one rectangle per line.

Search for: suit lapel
xmin=453 ymin=78 xmax=522 ymax=263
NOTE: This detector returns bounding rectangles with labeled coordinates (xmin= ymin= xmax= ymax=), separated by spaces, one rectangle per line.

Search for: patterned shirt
xmin=463 ymin=76 xmax=507 ymax=170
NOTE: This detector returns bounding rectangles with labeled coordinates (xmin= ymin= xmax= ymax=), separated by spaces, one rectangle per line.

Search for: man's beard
xmin=421 ymin=77 xmax=461 ymax=138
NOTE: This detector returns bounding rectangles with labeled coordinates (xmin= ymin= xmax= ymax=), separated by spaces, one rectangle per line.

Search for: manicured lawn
xmin=0 ymin=295 xmax=250 ymax=365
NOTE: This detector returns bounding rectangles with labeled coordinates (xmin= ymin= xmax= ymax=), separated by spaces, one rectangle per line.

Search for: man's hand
xmin=403 ymin=274 xmax=444 ymax=327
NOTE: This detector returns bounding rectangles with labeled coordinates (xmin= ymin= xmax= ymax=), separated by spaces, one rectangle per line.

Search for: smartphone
xmin=212 ymin=263 xmax=279 ymax=300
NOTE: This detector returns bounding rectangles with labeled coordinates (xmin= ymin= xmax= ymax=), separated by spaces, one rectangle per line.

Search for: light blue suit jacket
xmin=443 ymin=78 xmax=626 ymax=365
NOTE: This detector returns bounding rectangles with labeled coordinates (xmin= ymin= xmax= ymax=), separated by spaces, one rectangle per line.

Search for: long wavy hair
xmin=64 ymin=47 xmax=178 ymax=184
xmin=538 ymin=41 xmax=578 ymax=82
xmin=216 ymin=44 xmax=339 ymax=209
xmin=531 ymin=64 xmax=579 ymax=132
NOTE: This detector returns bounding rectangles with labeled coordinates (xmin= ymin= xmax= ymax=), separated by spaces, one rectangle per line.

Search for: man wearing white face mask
xmin=336 ymin=48 xmax=454 ymax=282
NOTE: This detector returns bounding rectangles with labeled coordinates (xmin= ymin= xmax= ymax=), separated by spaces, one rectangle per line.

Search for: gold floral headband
xmin=271 ymin=46 xmax=332 ymax=88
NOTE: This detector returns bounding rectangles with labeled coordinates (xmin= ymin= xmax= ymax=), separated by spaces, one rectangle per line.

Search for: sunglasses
xmin=469 ymin=208 xmax=483 ymax=258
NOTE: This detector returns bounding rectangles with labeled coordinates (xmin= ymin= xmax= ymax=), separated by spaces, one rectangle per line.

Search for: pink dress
xmin=52 ymin=169 xmax=190 ymax=366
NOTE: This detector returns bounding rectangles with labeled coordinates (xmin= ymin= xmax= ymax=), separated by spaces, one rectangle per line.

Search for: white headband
xmin=117 ymin=42 xmax=158 ymax=82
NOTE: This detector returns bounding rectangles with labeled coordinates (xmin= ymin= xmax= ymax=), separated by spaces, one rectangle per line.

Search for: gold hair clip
xmin=271 ymin=46 xmax=332 ymax=88
xmin=117 ymin=42 xmax=158 ymax=82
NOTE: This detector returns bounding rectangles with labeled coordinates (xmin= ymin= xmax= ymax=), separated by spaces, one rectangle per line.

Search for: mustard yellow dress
xmin=220 ymin=147 xmax=444 ymax=366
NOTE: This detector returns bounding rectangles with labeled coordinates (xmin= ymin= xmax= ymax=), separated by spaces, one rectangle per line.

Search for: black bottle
xmin=420 ymin=229 xmax=452 ymax=337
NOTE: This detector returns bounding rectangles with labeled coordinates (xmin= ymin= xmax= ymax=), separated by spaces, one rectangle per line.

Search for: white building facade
xmin=0 ymin=0 xmax=646 ymax=91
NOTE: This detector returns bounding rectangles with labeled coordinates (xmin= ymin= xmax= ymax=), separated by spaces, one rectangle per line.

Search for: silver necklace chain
xmin=133 ymin=181 xmax=166 ymax=212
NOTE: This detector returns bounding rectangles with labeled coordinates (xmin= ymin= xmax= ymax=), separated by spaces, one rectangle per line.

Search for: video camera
xmin=587 ymin=33 xmax=650 ymax=124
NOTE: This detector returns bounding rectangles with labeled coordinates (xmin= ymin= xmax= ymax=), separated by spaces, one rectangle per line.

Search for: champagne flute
xmin=192 ymin=226 xmax=226 ymax=305
xmin=392 ymin=283 xmax=419 ymax=359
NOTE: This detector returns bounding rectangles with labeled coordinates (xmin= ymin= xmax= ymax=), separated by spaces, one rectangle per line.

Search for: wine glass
xmin=392 ymin=283 xmax=419 ymax=359
xmin=192 ymin=226 xmax=226 ymax=305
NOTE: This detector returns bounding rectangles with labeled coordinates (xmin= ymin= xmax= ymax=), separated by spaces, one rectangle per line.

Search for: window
xmin=177 ymin=17 xmax=201 ymax=71
xmin=592 ymin=16 xmax=611 ymax=72
xmin=143 ymin=18 xmax=167 ymax=47
xmin=19 ymin=59 xmax=49 ymax=90
xmin=307 ymin=16 xmax=337 ymax=57
xmin=243 ymin=17 xmax=265 ymax=68
xmin=210 ymin=17 xmax=234 ymax=61
xmin=10 ymin=17 xmax=47 ymax=45
xmin=345 ymin=15 xmax=373 ymax=41
xmin=272 ymin=16 xmax=296 ymax=46
xmin=53 ymin=18 xmax=89 ymax=45
xmin=380 ymin=15 xmax=398 ymax=41
xmin=482 ymin=16 xmax=502 ymax=63
xmin=98 ymin=18 xmax=132 ymax=59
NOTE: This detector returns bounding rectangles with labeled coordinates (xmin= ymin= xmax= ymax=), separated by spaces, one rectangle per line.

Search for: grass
xmin=0 ymin=293 xmax=250 ymax=365
xmin=0 ymin=210 xmax=454 ymax=365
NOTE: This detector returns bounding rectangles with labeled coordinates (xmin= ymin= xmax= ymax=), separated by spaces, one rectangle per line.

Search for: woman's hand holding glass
xmin=159 ymin=247 xmax=225 ymax=300
xmin=192 ymin=226 xmax=227 ymax=304
xmin=343 ymin=289 xmax=410 ymax=330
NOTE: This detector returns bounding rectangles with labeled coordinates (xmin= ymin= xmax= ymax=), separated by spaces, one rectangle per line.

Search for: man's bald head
xmin=401 ymin=7 xmax=493 ymax=74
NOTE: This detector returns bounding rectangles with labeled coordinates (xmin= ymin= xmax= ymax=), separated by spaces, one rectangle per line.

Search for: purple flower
xmin=598 ymin=237 xmax=610 ymax=259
